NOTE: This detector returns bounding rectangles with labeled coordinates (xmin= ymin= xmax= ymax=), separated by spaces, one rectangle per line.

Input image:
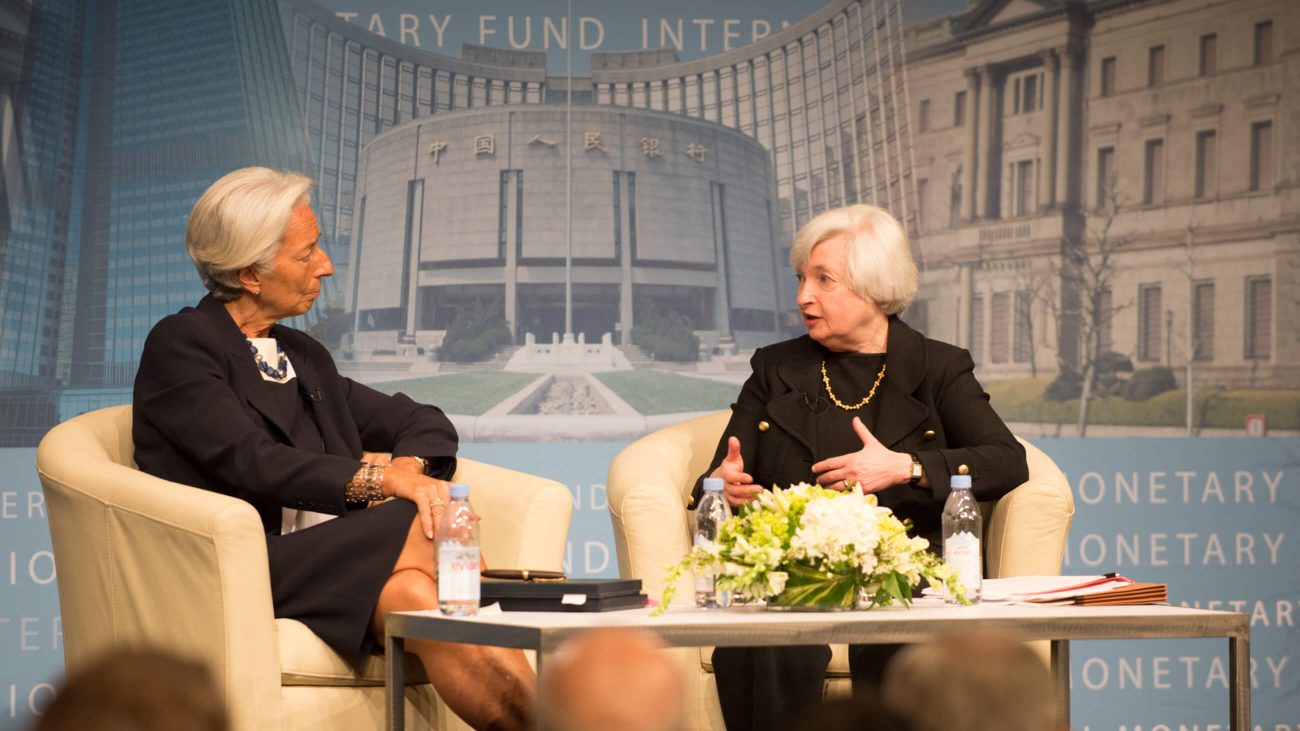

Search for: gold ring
xmin=429 ymin=497 xmax=445 ymax=510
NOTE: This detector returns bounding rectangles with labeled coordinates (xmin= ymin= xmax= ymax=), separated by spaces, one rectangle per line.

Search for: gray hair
xmin=789 ymin=204 xmax=917 ymax=315
xmin=185 ymin=167 xmax=312 ymax=301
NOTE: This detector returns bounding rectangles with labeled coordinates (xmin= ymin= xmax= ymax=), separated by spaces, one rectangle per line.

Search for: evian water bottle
xmin=694 ymin=477 xmax=732 ymax=608
xmin=437 ymin=483 xmax=480 ymax=615
xmin=942 ymin=468 xmax=982 ymax=604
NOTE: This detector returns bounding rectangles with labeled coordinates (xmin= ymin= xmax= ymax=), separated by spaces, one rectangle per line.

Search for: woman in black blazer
xmin=697 ymin=204 xmax=1028 ymax=731
xmin=133 ymin=168 xmax=531 ymax=731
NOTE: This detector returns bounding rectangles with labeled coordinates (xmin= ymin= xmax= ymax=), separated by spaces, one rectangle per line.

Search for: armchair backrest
xmin=37 ymin=405 xmax=284 ymax=731
xmin=607 ymin=411 xmax=1075 ymax=605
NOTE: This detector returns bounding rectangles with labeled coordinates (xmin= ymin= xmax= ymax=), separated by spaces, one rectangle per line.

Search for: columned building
xmin=589 ymin=0 xmax=917 ymax=320
xmin=905 ymin=0 xmax=1298 ymax=389
xmin=349 ymin=105 xmax=782 ymax=356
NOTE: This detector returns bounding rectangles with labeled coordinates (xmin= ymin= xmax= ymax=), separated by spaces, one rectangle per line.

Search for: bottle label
xmin=438 ymin=545 xmax=481 ymax=602
xmin=944 ymin=531 xmax=982 ymax=592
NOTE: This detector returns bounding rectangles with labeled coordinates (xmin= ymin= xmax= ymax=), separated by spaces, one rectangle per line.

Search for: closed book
xmin=480 ymin=578 xmax=646 ymax=612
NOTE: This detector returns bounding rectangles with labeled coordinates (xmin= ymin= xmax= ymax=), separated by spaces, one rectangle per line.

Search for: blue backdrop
xmin=5 ymin=438 xmax=1299 ymax=729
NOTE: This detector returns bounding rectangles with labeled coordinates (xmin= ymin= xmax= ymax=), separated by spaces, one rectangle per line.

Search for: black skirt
xmin=266 ymin=498 xmax=417 ymax=665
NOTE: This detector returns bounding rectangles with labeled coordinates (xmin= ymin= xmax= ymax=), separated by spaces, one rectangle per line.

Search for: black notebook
xmin=479 ymin=578 xmax=646 ymax=612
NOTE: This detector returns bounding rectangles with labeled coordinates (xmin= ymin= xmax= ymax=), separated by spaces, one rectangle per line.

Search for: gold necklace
xmin=820 ymin=360 xmax=886 ymax=411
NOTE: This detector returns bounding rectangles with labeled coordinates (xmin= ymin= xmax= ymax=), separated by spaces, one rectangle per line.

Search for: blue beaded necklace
xmin=247 ymin=338 xmax=289 ymax=381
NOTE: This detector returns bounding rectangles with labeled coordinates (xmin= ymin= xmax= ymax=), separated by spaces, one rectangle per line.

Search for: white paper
xmin=561 ymin=594 xmax=588 ymax=606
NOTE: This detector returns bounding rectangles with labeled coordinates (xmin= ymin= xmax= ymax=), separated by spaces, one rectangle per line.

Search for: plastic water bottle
xmin=437 ymin=483 xmax=480 ymax=616
xmin=942 ymin=469 xmax=982 ymax=605
xmin=694 ymin=477 xmax=732 ymax=608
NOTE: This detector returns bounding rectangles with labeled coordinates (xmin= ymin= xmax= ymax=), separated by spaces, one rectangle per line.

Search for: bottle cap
xmin=703 ymin=477 xmax=724 ymax=493
xmin=449 ymin=483 xmax=469 ymax=498
xmin=950 ymin=474 xmax=972 ymax=490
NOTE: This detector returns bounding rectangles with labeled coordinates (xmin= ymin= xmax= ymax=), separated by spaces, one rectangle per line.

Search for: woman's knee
xmin=382 ymin=568 xmax=438 ymax=609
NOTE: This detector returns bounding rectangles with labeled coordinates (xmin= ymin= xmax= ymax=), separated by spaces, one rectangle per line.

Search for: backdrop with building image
xmin=1 ymin=0 xmax=1297 ymax=728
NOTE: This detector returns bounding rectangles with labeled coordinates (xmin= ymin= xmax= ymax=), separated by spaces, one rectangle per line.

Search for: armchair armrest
xmin=984 ymin=438 xmax=1076 ymax=579
xmin=37 ymin=415 xmax=283 ymax=731
xmin=607 ymin=428 xmax=696 ymax=603
xmin=452 ymin=458 xmax=571 ymax=572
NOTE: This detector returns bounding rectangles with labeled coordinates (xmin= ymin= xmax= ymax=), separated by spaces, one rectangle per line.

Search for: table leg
xmin=387 ymin=634 xmax=406 ymax=731
xmin=1051 ymin=639 xmax=1070 ymax=728
xmin=1229 ymin=635 xmax=1250 ymax=731
xmin=533 ymin=642 xmax=554 ymax=731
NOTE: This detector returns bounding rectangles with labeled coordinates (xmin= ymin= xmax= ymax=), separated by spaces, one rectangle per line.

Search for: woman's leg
xmin=371 ymin=516 xmax=535 ymax=731
xmin=712 ymin=645 xmax=832 ymax=731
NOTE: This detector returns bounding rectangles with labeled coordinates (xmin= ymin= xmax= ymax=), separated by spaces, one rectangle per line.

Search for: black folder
xmin=479 ymin=577 xmax=646 ymax=612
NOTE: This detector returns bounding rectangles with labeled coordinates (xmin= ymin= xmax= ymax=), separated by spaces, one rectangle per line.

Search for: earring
xmin=253 ymin=290 xmax=261 ymax=298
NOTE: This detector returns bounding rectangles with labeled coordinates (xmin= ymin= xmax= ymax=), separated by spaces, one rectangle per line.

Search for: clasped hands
xmin=711 ymin=417 xmax=913 ymax=508
xmin=361 ymin=452 xmax=451 ymax=540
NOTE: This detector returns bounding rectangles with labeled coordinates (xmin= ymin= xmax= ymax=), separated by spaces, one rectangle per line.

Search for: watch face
xmin=911 ymin=457 xmax=923 ymax=479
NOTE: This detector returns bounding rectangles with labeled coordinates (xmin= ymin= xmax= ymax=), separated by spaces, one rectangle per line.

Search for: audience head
xmin=540 ymin=628 xmax=687 ymax=731
xmin=34 ymin=646 xmax=228 ymax=731
xmin=882 ymin=632 xmax=1059 ymax=731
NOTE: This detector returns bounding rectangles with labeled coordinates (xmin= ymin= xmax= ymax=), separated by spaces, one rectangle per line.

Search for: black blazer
xmin=693 ymin=317 xmax=1027 ymax=546
xmin=133 ymin=295 xmax=457 ymax=533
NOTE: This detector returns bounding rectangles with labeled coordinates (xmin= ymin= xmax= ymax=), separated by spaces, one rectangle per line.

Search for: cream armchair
xmin=37 ymin=404 xmax=572 ymax=731
xmin=606 ymin=410 xmax=1075 ymax=731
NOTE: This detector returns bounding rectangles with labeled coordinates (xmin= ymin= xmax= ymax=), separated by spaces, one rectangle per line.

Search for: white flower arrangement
xmin=657 ymin=482 xmax=965 ymax=613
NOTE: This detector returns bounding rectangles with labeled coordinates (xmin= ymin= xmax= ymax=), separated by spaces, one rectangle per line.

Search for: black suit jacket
xmin=133 ymin=295 xmax=458 ymax=533
xmin=693 ymin=317 xmax=1027 ymax=546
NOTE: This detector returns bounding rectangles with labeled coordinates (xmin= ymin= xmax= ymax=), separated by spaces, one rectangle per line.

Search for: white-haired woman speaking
xmin=694 ymin=204 xmax=1028 ymax=731
xmin=133 ymin=167 xmax=532 ymax=730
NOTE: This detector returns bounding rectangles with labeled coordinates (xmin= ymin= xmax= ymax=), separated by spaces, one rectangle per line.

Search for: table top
xmin=385 ymin=600 xmax=1249 ymax=652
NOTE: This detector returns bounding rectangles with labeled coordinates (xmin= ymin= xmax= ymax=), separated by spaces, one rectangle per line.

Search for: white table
xmin=385 ymin=602 xmax=1249 ymax=730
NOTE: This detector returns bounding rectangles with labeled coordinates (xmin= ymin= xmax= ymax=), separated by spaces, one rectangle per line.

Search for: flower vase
xmin=765 ymin=562 xmax=859 ymax=612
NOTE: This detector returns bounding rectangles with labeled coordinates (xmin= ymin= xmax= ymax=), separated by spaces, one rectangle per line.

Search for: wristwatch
xmin=907 ymin=453 xmax=924 ymax=486
xmin=408 ymin=455 xmax=430 ymax=475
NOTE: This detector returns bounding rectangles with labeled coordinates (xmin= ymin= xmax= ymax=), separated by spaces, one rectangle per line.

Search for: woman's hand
xmin=711 ymin=436 xmax=762 ymax=507
xmin=381 ymin=468 xmax=450 ymax=540
xmin=811 ymin=417 xmax=912 ymax=494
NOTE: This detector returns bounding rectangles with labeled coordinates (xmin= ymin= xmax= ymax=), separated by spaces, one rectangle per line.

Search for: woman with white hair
xmin=695 ymin=204 xmax=1027 ymax=731
xmin=133 ymin=167 xmax=533 ymax=730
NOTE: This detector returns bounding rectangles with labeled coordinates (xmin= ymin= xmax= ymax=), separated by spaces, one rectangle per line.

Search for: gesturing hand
xmin=711 ymin=436 xmax=762 ymax=507
xmin=811 ymin=417 xmax=912 ymax=494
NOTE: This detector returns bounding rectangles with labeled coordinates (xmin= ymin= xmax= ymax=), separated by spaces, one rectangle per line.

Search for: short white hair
xmin=789 ymin=204 xmax=917 ymax=315
xmin=186 ymin=167 xmax=312 ymax=301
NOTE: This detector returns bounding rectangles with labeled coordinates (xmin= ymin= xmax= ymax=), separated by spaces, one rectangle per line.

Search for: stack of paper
xmin=967 ymin=575 xmax=1168 ymax=606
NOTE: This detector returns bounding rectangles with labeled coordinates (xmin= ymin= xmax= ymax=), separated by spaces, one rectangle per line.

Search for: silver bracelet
xmin=344 ymin=462 xmax=386 ymax=502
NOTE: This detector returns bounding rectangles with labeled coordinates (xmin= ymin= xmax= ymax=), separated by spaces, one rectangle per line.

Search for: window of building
xmin=1199 ymin=34 xmax=1217 ymax=76
xmin=990 ymin=292 xmax=1010 ymax=363
xmin=970 ymin=294 xmax=985 ymax=365
xmin=1193 ymin=281 xmax=1215 ymax=361
xmin=1250 ymin=121 xmax=1273 ymax=191
xmin=1014 ymin=290 xmax=1033 ymax=362
xmin=1012 ymin=159 xmax=1036 ymax=216
xmin=1143 ymin=139 xmax=1164 ymax=205
xmin=1245 ymin=277 xmax=1271 ymax=359
xmin=1096 ymin=146 xmax=1116 ymax=208
xmin=918 ymin=98 xmax=930 ymax=132
xmin=1138 ymin=284 xmax=1163 ymax=362
xmin=1097 ymin=287 xmax=1114 ymax=353
xmin=1100 ymin=56 xmax=1116 ymax=97
xmin=1195 ymin=130 xmax=1217 ymax=198
xmin=916 ymin=178 xmax=928 ymax=230
xmin=954 ymin=90 xmax=966 ymax=127
xmin=1010 ymin=71 xmax=1042 ymax=114
xmin=1148 ymin=45 xmax=1165 ymax=87
xmin=1254 ymin=21 xmax=1273 ymax=66
xmin=906 ymin=299 xmax=929 ymax=335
